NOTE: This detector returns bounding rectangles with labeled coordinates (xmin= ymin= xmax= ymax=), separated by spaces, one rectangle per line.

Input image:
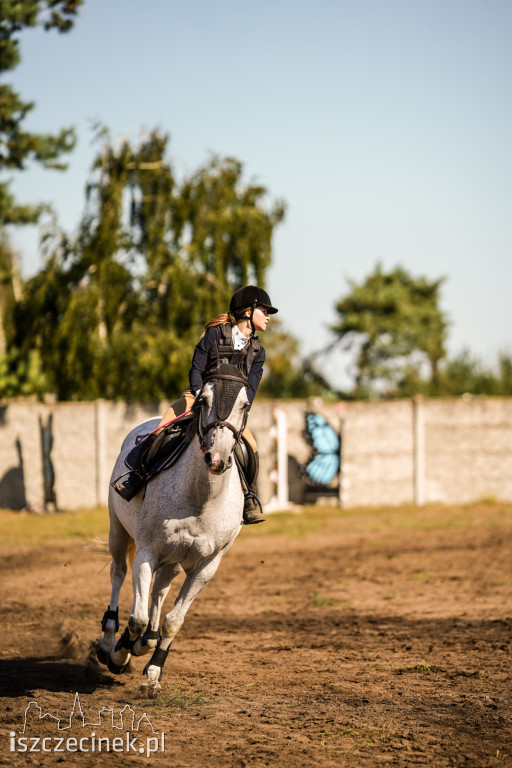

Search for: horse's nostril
xmin=204 ymin=451 xmax=212 ymax=465
xmin=205 ymin=454 xmax=225 ymax=474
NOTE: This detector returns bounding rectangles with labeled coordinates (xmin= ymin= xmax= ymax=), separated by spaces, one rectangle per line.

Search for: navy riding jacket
xmin=189 ymin=325 xmax=265 ymax=408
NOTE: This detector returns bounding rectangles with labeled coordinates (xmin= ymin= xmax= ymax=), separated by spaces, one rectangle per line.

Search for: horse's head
xmin=195 ymin=363 xmax=249 ymax=474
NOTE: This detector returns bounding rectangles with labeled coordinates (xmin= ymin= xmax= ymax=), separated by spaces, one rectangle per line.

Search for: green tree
xmin=497 ymin=353 xmax=512 ymax=395
xmin=0 ymin=0 xmax=82 ymax=226
xmin=0 ymin=1 xmax=81 ymax=397
xmin=438 ymin=349 xmax=512 ymax=396
xmin=17 ymin=128 xmax=286 ymax=401
xmin=332 ymin=264 xmax=448 ymax=397
xmin=0 ymin=232 xmax=20 ymax=351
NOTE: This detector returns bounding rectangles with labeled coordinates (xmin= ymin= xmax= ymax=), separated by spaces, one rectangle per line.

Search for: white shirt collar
xmin=232 ymin=323 xmax=250 ymax=350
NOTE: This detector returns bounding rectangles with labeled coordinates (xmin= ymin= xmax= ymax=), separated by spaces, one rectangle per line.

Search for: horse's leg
xmin=108 ymin=548 xmax=155 ymax=674
xmin=132 ymin=563 xmax=183 ymax=657
xmin=141 ymin=553 xmax=223 ymax=697
xmin=97 ymin=513 xmax=131 ymax=664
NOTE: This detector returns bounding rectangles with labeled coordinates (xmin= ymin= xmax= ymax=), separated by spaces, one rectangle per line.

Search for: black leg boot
xmin=111 ymin=430 xmax=161 ymax=501
xmin=112 ymin=470 xmax=146 ymax=501
xmin=243 ymin=452 xmax=266 ymax=525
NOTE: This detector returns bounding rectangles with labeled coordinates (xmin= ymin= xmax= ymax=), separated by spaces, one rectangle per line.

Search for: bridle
xmin=196 ymin=372 xmax=249 ymax=450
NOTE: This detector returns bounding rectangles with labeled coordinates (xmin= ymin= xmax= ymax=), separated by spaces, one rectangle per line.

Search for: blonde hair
xmin=202 ymin=307 xmax=251 ymax=337
xmin=202 ymin=313 xmax=234 ymax=337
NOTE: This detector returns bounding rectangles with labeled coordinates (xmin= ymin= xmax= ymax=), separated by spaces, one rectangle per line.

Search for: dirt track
xmin=1 ymin=503 xmax=511 ymax=767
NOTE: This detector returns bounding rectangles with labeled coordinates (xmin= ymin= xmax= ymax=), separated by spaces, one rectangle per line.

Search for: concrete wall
xmin=422 ymin=397 xmax=512 ymax=504
xmin=0 ymin=395 xmax=511 ymax=511
xmin=340 ymin=399 xmax=415 ymax=508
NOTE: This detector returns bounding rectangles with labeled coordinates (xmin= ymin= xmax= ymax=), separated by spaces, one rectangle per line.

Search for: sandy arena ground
xmin=0 ymin=502 xmax=511 ymax=767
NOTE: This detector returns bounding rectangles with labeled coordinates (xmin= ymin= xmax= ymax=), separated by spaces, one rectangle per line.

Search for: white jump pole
xmin=265 ymin=407 xmax=289 ymax=512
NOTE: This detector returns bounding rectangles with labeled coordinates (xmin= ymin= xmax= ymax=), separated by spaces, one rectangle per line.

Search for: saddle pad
xmin=125 ymin=416 xmax=193 ymax=476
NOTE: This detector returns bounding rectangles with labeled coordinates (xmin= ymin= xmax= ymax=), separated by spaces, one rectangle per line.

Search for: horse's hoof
xmin=107 ymin=652 xmax=131 ymax=675
xmin=140 ymin=681 xmax=161 ymax=698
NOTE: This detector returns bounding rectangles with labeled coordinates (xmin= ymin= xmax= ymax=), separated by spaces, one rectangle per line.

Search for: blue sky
xmin=8 ymin=0 xmax=512 ymax=386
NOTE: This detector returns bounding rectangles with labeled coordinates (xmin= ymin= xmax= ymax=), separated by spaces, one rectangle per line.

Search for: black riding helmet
xmin=230 ymin=285 xmax=279 ymax=316
xmin=230 ymin=285 xmax=278 ymax=336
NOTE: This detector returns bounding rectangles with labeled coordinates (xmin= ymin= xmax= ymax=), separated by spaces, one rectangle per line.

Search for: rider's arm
xmin=247 ymin=346 xmax=266 ymax=408
xmin=189 ymin=326 xmax=220 ymax=395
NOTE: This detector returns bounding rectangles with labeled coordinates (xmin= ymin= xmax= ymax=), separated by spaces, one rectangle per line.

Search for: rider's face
xmin=251 ymin=306 xmax=270 ymax=333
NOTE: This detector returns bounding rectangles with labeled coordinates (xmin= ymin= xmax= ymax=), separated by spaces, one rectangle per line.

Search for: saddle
xmin=125 ymin=414 xmax=194 ymax=481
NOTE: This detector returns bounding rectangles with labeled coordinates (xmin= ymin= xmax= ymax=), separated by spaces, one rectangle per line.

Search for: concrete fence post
xmin=337 ymin=404 xmax=348 ymax=508
xmin=413 ymin=396 xmax=425 ymax=506
xmin=95 ymin=400 xmax=108 ymax=506
xmin=274 ymin=407 xmax=289 ymax=508
xmin=265 ymin=407 xmax=289 ymax=512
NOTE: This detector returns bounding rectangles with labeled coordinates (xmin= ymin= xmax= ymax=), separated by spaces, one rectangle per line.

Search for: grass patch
xmin=0 ymin=506 xmax=110 ymax=548
xmin=141 ymin=685 xmax=207 ymax=713
xmin=312 ymin=591 xmax=340 ymax=607
xmin=397 ymin=661 xmax=446 ymax=675
xmin=244 ymin=505 xmax=345 ymax=538
xmin=2 ymin=501 xmax=511 ymax=549
xmin=321 ymin=727 xmax=377 ymax=750
xmin=409 ymin=570 xmax=437 ymax=581
xmin=246 ymin=501 xmax=512 ymax=539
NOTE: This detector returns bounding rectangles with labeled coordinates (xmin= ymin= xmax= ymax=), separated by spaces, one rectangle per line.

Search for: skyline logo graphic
xmin=9 ymin=693 xmax=166 ymax=756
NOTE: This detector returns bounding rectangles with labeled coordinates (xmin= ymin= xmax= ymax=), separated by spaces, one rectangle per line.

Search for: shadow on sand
xmin=0 ymin=648 xmax=122 ymax=699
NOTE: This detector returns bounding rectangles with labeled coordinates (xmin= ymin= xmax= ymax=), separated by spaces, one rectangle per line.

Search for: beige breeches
xmin=158 ymin=388 xmax=257 ymax=453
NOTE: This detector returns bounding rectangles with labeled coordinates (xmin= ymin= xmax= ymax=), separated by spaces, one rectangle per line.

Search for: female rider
xmin=114 ymin=285 xmax=278 ymax=525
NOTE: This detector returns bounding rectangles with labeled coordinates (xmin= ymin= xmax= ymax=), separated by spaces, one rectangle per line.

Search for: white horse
xmin=97 ymin=364 xmax=249 ymax=697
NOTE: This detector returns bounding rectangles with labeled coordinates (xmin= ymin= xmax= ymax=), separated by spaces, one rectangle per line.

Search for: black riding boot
xmin=243 ymin=452 xmax=266 ymax=525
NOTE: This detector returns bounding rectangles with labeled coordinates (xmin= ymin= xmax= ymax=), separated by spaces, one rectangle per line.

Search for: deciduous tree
xmin=16 ymin=128 xmax=286 ymax=401
xmin=332 ymin=264 xmax=448 ymax=397
xmin=0 ymin=0 xmax=81 ymax=396
xmin=0 ymin=0 xmax=82 ymax=226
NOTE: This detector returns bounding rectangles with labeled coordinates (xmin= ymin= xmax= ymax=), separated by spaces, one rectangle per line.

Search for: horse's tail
xmin=85 ymin=537 xmax=110 ymax=557
xmin=86 ymin=536 xmax=136 ymax=568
